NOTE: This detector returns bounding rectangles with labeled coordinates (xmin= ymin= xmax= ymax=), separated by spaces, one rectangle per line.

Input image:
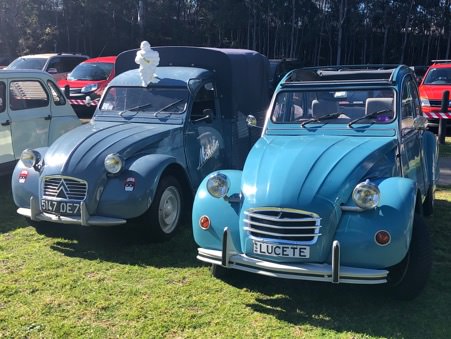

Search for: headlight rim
xmin=20 ymin=149 xmax=41 ymax=168
xmin=352 ymin=179 xmax=380 ymax=210
xmin=104 ymin=153 xmax=124 ymax=174
xmin=206 ymin=172 xmax=230 ymax=199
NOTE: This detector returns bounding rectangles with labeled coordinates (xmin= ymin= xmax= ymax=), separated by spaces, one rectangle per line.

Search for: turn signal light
xmin=375 ymin=230 xmax=391 ymax=246
xmin=199 ymin=215 xmax=211 ymax=230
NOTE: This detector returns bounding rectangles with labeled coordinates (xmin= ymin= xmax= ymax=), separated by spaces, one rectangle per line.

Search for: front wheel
xmin=139 ymin=175 xmax=183 ymax=241
xmin=386 ymin=213 xmax=432 ymax=300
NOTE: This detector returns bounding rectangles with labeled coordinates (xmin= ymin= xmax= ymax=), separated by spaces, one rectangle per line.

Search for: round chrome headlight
xmin=352 ymin=180 xmax=380 ymax=209
xmin=104 ymin=153 xmax=123 ymax=174
xmin=206 ymin=173 xmax=230 ymax=198
xmin=20 ymin=149 xmax=41 ymax=168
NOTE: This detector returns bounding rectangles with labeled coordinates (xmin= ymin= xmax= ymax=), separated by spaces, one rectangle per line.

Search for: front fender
xmin=336 ymin=177 xmax=416 ymax=268
xmin=96 ymin=154 xmax=179 ymax=219
xmin=11 ymin=147 xmax=48 ymax=209
xmin=192 ymin=170 xmax=242 ymax=252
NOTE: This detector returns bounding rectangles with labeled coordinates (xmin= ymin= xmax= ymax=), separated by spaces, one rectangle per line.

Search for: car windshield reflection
xmin=271 ymin=88 xmax=395 ymax=125
xmin=99 ymin=87 xmax=189 ymax=115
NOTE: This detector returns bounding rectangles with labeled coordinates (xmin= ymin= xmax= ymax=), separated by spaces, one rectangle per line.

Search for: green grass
xmin=439 ymin=137 xmax=451 ymax=157
xmin=1 ymin=179 xmax=451 ymax=338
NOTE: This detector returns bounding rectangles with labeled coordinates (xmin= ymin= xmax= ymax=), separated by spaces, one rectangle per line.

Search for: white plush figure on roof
xmin=135 ymin=41 xmax=160 ymax=86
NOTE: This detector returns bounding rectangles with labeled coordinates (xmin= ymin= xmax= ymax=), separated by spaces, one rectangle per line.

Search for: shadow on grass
xmin=0 ymin=174 xmax=28 ymax=233
xmin=42 ymin=222 xmax=202 ymax=269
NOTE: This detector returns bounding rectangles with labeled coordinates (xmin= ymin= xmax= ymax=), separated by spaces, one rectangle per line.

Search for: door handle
xmin=44 ymin=115 xmax=52 ymax=120
xmin=1 ymin=120 xmax=10 ymax=126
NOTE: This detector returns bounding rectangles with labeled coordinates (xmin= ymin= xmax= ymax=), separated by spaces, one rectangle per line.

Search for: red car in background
xmin=418 ymin=60 xmax=451 ymax=127
xmin=58 ymin=56 xmax=116 ymax=117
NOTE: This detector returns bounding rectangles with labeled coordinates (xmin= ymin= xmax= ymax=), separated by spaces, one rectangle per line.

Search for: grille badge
xmin=55 ymin=180 xmax=69 ymax=199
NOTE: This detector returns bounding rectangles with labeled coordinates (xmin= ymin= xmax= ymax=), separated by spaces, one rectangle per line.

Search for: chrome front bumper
xmin=17 ymin=196 xmax=126 ymax=227
xmin=197 ymin=228 xmax=388 ymax=284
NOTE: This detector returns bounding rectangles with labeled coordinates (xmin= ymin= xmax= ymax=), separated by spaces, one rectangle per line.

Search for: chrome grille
xmin=244 ymin=208 xmax=321 ymax=243
xmin=42 ymin=176 xmax=87 ymax=200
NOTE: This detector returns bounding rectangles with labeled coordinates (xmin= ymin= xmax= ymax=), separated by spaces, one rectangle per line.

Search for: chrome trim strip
xmin=244 ymin=219 xmax=320 ymax=230
xmin=197 ymin=247 xmax=388 ymax=284
xmin=244 ymin=211 xmax=319 ymax=223
xmin=341 ymin=205 xmax=365 ymax=212
xmin=19 ymin=199 xmax=126 ymax=226
xmin=243 ymin=226 xmax=321 ymax=238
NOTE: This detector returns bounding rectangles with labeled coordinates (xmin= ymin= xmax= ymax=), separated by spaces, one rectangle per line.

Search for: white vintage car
xmin=0 ymin=69 xmax=81 ymax=175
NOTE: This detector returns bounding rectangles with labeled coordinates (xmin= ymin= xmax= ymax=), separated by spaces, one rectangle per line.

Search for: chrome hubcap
xmin=158 ymin=186 xmax=181 ymax=234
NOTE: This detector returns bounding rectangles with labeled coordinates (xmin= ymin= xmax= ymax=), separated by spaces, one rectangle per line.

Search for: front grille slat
xmin=42 ymin=176 xmax=88 ymax=201
xmin=244 ymin=208 xmax=321 ymax=244
xmin=245 ymin=219 xmax=319 ymax=230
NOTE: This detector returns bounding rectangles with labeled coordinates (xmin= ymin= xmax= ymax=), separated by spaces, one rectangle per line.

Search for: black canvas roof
xmin=115 ymin=46 xmax=270 ymax=119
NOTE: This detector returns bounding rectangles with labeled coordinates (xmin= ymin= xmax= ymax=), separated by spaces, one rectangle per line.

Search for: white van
xmin=0 ymin=70 xmax=81 ymax=175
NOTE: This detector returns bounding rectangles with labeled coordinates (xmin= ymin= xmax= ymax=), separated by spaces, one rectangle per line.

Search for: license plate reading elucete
xmin=253 ymin=240 xmax=310 ymax=258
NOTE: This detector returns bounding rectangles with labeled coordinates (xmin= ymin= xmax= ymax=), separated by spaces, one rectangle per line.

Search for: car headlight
xmin=81 ymin=83 xmax=98 ymax=93
xmin=104 ymin=153 xmax=123 ymax=174
xmin=20 ymin=149 xmax=41 ymax=168
xmin=420 ymin=97 xmax=430 ymax=106
xmin=206 ymin=172 xmax=230 ymax=198
xmin=352 ymin=180 xmax=380 ymax=209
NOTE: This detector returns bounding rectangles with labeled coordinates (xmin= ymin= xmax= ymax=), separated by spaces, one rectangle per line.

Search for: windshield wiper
xmin=347 ymin=109 xmax=393 ymax=127
xmin=118 ymin=102 xmax=154 ymax=117
xmin=153 ymin=99 xmax=185 ymax=117
xmin=301 ymin=112 xmax=341 ymax=127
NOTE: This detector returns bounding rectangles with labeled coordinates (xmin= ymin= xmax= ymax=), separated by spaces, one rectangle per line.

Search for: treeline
xmin=0 ymin=0 xmax=450 ymax=66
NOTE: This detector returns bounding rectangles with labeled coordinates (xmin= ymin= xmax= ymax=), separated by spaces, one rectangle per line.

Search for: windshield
xmin=423 ymin=67 xmax=451 ymax=85
xmin=100 ymin=87 xmax=189 ymax=114
xmin=271 ymin=88 xmax=395 ymax=125
xmin=68 ymin=62 xmax=113 ymax=81
xmin=7 ymin=57 xmax=47 ymax=70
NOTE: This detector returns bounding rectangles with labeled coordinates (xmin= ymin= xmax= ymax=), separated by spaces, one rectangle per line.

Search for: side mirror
xmin=47 ymin=68 xmax=58 ymax=74
xmin=246 ymin=115 xmax=257 ymax=127
xmin=413 ymin=115 xmax=428 ymax=130
xmin=64 ymin=85 xmax=70 ymax=98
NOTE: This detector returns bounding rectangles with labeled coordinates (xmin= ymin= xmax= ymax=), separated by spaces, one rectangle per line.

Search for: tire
xmin=422 ymin=186 xmax=434 ymax=217
xmin=210 ymin=264 xmax=228 ymax=279
xmin=140 ymin=175 xmax=183 ymax=241
xmin=386 ymin=213 xmax=432 ymax=300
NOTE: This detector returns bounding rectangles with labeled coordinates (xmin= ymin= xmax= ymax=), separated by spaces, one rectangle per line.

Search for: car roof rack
xmin=282 ymin=64 xmax=405 ymax=84
xmin=431 ymin=60 xmax=451 ymax=64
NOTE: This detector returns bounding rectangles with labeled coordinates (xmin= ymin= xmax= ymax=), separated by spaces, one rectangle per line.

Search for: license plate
xmin=253 ymin=240 xmax=310 ymax=258
xmin=41 ymin=199 xmax=81 ymax=215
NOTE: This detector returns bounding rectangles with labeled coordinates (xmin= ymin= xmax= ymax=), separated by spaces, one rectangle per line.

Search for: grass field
xmin=1 ymin=173 xmax=451 ymax=337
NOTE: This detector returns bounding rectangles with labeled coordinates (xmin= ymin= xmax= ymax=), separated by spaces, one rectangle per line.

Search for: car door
xmin=399 ymin=75 xmax=427 ymax=193
xmin=8 ymin=79 xmax=51 ymax=159
xmin=184 ymin=82 xmax=226 ymax=188
xmin=0 ymin=80 xmax=15 ymax=165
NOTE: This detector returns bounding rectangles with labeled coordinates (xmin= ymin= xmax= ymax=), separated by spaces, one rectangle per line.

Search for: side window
xmin=410 ymin=79 xmax=422 ymax=117
xmin=9 ymin=80 xmax=49 ymax=111
xmin=0 ymin=81 xmax=5 ymax=113
xmin=47 ymin=80 xmax=66 ymax=106
xmin=191 ymin=83 xmax=215 ymax=121
xmin=62 ymin=57 xmax=85 ymax=73
xmin=401 ymin=78 xmax=416 ymax=120
xmin=47 ymin=57 xmax=63 ymax=73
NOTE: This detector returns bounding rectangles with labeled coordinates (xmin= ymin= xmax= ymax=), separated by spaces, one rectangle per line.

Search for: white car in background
xmin=0 ymin=69 xmax=81 ymax=175
xmin=6 ymin=53 xmax=89 ymax=82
